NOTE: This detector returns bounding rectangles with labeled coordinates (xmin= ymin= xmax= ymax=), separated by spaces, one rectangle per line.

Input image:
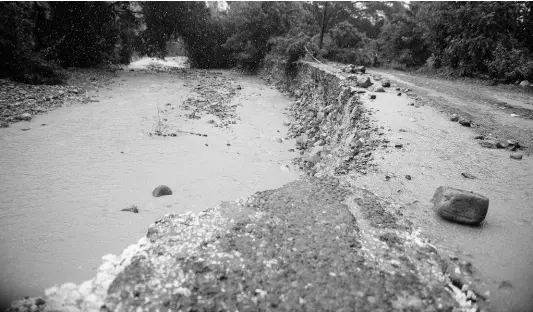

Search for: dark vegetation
xmin=1 ymin=1 xmax=532 ymax=84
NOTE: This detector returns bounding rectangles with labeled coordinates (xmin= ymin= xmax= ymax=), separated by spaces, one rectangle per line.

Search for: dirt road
xmin=357 ymin=68 xmax=533 ymax=312
xmin=0 ymin=59 xmax=298 ymax=309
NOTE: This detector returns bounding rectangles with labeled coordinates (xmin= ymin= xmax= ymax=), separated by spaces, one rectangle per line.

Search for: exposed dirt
xmin=369 ymin=68 xmax=533 ymax=155
xmin=346 ymin=67 xmax=533 ymax=312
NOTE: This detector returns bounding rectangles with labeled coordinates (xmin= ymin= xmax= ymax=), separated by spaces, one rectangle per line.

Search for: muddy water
xmin=353 ymin=91 xmax=533 ymax=312
xmin=0 ymin=67 xmax=298 ymax=308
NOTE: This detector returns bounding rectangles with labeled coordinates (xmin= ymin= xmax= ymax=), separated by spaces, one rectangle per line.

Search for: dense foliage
xmin=1 ymin=1 xmax=532 ymax=83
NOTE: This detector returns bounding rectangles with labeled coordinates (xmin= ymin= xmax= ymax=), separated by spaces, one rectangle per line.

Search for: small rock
xmin=121 ymin=205 xmax=139 ymax=213
xmin=450 ymin=114 xmax=459 ymax=122
xmin=496 ymin=141 xmax=508 ymax=149
xmin=395 ymin=87 xmax=401 ymax=91
xmin=35 ymin=298 xmax=46 ymax=306
xmin=130 ymin=69 xmax=135 ymax=72
xmin=461 ymin=172 xmax=477 ymax=179
xmin=431 ymin=186 xmax=489 ymax=225
xmin=479 ymin=140 xmax=497 ymax=149
xmin=152 ymin=185 xmax=173 ymax=197
xmin=473 ymin=135 xmax=484 ymax=140
xmin=498 ymin=280 xmax=514 ymax=289
xmin=510 ymin=153 xmax=523 ymax=160
xmin=18 ymin=113 xmax=32 ymax=121
xmin=21 ymin=127 xmax=31 ymax=131
xmin=395 ymin=143 xmax=403 ymax=148
xmin=369 ymin=94 xmax=376 ymax=99
xmin=405 ymin=175 xmax=412 ymax=180
xmin=458 ymin=118 xmax=471 ymax=127
xmin=283 ymin=120 xmax=290 ymax=126
xmin=397 ymin=92 xmax=402 ymax=96
xmin=382 ymin=80 xmax=391 ymax=88
xmin=375 ymin=86 xmax=385 ymax=92
xmin=519 ymin=80 xmax=531 ymax=87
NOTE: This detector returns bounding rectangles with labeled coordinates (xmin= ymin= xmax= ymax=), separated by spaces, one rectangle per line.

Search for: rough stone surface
xmin=357 ymin=77 xmax=373 ymax=88
xmin=152 ymin=185 xmax=173 ymax=197
xmin=431 ymin=186 xmax=489 ymax=225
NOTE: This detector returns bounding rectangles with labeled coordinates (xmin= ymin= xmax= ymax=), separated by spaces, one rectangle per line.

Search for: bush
xmin=485 ymin=43 xmax=533 ymax=82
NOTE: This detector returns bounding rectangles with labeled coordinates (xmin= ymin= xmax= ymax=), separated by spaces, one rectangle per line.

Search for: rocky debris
xmin=381 ymin=80 xmax=391 ymax=88
xmin=180 ymin=71 xmax=241 ymax=128
xmin=519 ymin=80 xmax=531 ymax=87
xmin=506 ymin=140 xmax=521 ymax=151
xmin=152 ymin=185 xmax=173 ymax=197
xmin=0 ymin=68 xmax=117 ymax=126
xmin=431 ymin=186 xmax=489 ymax=225
xmin=458 ymin=118 xmax=471 ymax=127
xmin=510 ymin=153 xmax=523 ymax=160
xmin=357 ymin=77 xmax=373 ymax=88
xmin=342 ymin=64 xmax=366 ymax=74
xmin=461 ymin=172 xmax=477 ymax=179
xmin=121 ymin=205 xmax=139 ymax=213
xmin=450 ymin=114 xmax=459 ymax=122
xmin=260 ymin=60 xmax=380 ymax=177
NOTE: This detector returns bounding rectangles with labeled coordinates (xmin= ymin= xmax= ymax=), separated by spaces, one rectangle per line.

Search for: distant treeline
xmin=1 ymin=1 xmax=532 ymax=84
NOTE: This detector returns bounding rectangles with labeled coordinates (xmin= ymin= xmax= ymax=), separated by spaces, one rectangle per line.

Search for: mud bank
xmin=7 ymin=59 xmax=483 ymax=312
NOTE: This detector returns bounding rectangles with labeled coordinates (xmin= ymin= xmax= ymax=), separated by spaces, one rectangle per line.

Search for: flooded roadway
xmin=0 ymin=59 xmax=299 ymax=308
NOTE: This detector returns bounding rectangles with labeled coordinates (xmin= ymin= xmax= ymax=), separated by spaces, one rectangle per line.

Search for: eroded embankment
xmin=7 ymin=59 xmax=484 ymax=312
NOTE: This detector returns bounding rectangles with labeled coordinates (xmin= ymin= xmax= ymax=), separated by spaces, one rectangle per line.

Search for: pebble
xmin=395 ymin=143 xmax=403 ymax=148
xmin=450 ymin=114 xmax=459 ymax=122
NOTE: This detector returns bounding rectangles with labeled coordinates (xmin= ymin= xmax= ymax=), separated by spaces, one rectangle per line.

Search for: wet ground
xmin=354 ymin=69 xmax=533 ymax=312
xmin=0 ymin=58 xmax=298 ymax=309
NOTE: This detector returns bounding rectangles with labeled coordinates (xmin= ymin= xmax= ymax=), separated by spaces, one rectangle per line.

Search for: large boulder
xmin=357 ymin=77 xmax=373 ymax=88
xmin=431 ymin=186 xmax=489 ymax=225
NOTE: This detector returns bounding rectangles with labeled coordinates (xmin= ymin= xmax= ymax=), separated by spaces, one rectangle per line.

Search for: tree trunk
xmin=319 ymin=1 xmax=328 ymax=50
